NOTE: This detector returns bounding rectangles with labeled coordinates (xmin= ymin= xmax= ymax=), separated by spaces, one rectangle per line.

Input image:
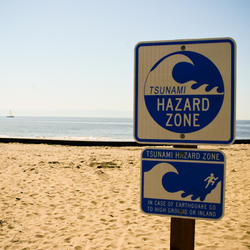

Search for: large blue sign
xmin=134 ymin=38 xmax=236 ymax=144
xmin=141 ymin=148 xmax=225 ymax=220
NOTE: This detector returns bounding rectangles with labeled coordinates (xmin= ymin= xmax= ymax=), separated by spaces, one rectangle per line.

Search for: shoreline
xmin=0 ymin=137 xmax=250 ymax=147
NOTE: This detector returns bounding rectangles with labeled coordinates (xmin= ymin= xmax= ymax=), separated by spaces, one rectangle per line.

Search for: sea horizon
xmin=0 ymin=116 xmax=249 ymax=141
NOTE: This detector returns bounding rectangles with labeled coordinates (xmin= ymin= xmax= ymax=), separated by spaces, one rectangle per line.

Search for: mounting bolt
xmin=181 ymin=45 xmax=186 ymax=51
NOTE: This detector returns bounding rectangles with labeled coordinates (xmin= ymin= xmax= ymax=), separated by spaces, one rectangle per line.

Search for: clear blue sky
xmin=0 ymin=0 xmax=249 ymax=118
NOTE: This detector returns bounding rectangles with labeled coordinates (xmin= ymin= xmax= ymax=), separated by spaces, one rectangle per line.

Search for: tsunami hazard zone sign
xmin=134 ymin=38 xmax=236 ymax=144
xmin=141 ymin=148 xmax=225 ymax=220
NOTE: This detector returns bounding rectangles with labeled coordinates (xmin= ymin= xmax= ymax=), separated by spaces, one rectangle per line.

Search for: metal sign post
xmin=171 ymin=145 xmax=196 ymax=250
xmin=170 ymin=217 xmax=195 ymax=250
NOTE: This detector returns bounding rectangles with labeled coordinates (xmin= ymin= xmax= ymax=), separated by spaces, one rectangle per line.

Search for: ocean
xmin=0 ymin=116 xmax=249 ymax=141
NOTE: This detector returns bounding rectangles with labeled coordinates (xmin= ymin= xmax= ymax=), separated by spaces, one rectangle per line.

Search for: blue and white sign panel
xmin=134 ymin=38 xmax=236 ymax=144
xmin=141 ymin=148 xmax=225 ymax=220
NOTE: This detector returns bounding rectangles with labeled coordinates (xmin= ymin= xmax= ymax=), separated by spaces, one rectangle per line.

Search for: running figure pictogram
xmin=204 ymin=173 xmax=218 ymax=189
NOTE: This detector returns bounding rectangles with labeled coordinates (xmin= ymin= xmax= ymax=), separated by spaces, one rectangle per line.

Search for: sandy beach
xmin=0 ymin=142 xmax=249 ymax=250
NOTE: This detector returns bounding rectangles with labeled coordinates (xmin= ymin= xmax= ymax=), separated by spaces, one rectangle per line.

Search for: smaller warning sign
xmin=141 ymin=148 xmax=225 ymax=220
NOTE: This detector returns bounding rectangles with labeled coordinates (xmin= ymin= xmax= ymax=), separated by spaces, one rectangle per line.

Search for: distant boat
xmin=6 ymin=110 xmax=15 ymax=118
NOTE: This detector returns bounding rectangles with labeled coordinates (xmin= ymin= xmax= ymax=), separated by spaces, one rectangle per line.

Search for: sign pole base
xmin=170 ymin=217 xmax=195 ymax=250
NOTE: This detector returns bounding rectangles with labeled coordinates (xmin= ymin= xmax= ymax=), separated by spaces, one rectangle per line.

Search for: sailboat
xmin=6 ymin=110 xmax=15 ymax=118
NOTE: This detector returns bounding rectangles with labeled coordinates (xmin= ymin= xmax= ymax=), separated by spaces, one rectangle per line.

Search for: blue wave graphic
xmin=150 ymin=51 xmax=224 ymax=93
xmin=162 ymin=163 xmax=222 ymax=201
